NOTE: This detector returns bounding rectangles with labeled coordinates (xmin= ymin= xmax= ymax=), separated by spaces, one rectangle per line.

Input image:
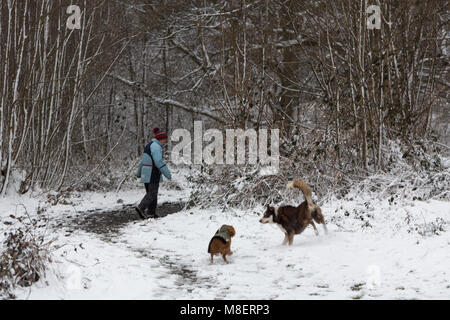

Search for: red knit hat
xmin=153 ymin=127 xmax=168 ymax=140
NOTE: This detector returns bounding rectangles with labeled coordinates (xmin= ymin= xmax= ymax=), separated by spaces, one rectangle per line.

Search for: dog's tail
xmin=287 ymin=180 xmax=314 ymax=208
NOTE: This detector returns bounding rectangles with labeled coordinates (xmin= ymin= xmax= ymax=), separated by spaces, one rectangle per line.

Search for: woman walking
xmin=135 ymin=127 xmax=172 ymax=219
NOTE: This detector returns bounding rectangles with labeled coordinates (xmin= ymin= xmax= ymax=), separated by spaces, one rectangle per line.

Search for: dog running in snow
xmin=208 ymin=225 xmax=236 ymax=263
xmin=259 ymin=180 xmax=327 ymax=245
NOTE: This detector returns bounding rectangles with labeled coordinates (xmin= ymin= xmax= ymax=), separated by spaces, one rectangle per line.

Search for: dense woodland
xmin=0 ymin=0 xmax=448 ymax=194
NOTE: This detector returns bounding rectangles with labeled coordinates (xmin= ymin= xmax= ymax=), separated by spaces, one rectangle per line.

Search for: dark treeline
xmin=0 ymin=0 xmax=448 ymax=193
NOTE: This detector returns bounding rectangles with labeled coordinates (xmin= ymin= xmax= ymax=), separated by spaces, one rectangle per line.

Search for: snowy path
xmin=117 ymin=207 xmax=450 ymax=299
xmin=15 ymin=197 xmax=450 ymax=300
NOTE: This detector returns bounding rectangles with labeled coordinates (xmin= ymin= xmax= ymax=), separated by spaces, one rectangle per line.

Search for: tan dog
xmin=208 ymin=225 xmax=236 ymax=263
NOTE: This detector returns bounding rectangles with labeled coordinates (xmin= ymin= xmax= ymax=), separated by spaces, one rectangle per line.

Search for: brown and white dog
xmin=208 ymin=225 xmax=236 ymax=263
xmin=259 ymin=180 xmax=327 ymax=245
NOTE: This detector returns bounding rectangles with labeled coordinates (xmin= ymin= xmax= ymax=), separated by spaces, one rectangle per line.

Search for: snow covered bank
xmin=1 ymin=164 xmax=449 ymax=299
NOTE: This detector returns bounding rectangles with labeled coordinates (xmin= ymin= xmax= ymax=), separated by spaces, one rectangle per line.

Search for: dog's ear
xmin=267 ymin=204 xmax=270 ymax=209
xmin=227 ymin=225 xmax=236 ymax=237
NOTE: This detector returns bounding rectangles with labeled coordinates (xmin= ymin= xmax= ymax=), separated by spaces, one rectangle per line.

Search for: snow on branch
xmin=108 ymin=74 xmax=225 ymax=124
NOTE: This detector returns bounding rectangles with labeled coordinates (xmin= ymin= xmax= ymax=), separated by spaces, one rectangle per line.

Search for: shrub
xmin=0 ymin=213 xmax=56 ymax=299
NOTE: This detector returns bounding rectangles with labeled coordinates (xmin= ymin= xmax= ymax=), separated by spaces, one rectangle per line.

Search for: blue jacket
xmin=136 ymin=139 xmax=172 ymax=183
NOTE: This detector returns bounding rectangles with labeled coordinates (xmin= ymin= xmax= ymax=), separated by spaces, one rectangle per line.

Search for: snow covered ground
xmin=2 ymin=178 xmax=449 ymax=300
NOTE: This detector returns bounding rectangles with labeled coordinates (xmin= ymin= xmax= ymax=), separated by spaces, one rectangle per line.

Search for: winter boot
xmin=135 ymin=206 xmax=148 ymax=220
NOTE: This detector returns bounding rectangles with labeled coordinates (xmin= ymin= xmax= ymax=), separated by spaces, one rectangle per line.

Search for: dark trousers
xmin=139 ymin=183 xmax=159 ymax=216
